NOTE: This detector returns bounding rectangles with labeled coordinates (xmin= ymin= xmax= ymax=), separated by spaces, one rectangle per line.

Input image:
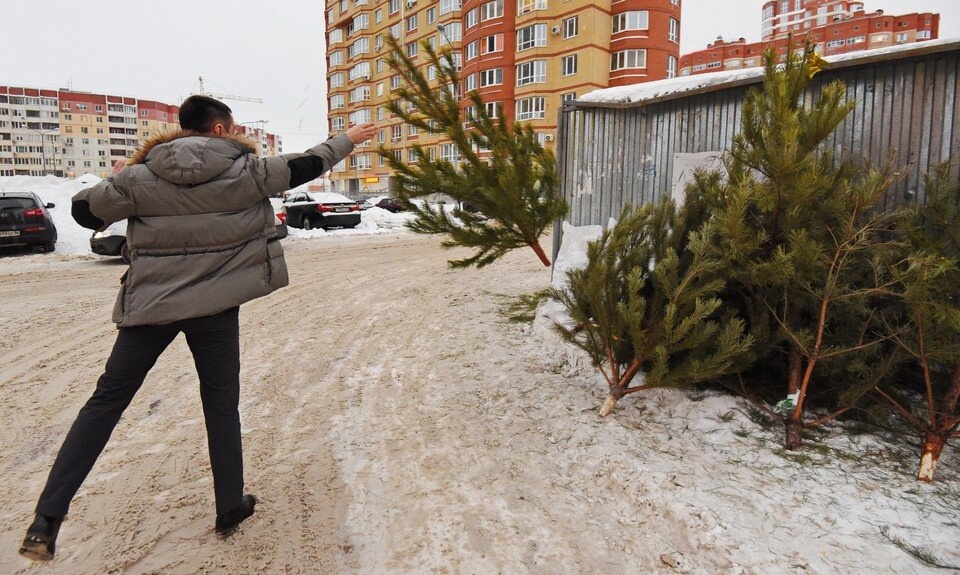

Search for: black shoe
xmin=19 ymin=514 xmax=62 ymax=561
xmin=215 ymin=494 xmax=256 ymax=538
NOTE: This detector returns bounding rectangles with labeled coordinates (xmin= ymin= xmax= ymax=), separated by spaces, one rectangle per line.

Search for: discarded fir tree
xmin=551 ymin=194 xmax=753 ymax=416
xmin=880 ymin=164 xmax=960 ymax=481
xmin=379 ymin=36 xmax=567 ymax=268
xmin=700 ymin=43 xmax=901 ymax=449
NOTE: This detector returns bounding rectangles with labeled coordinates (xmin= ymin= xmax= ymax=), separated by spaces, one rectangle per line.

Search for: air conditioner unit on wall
xmin=544 ymin=134 xmax=555 ymax=142
xmin=551 ymin=25 xmax=561 ymax=35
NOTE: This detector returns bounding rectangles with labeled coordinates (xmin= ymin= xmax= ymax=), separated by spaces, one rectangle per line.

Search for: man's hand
xmin=345 ymin=123 xmax=376 ymax=145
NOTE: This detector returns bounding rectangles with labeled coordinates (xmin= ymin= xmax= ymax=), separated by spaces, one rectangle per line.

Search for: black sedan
xmin=0 ymin=192 xmax=57 ymax=253
xmin=282 ymin=192 xmax=361 ymax=230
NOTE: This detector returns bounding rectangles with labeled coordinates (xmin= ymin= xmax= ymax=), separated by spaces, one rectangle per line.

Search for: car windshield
xmin=0 ymin=198 xmax=37 ymax=210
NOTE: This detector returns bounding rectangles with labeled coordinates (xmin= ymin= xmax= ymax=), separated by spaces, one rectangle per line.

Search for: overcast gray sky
xmin=6 ymin=0 xmax=958 ymax=153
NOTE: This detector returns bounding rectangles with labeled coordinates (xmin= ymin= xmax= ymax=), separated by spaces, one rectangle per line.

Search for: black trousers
xmin=35 ymin=307 xmax=244 ymax=519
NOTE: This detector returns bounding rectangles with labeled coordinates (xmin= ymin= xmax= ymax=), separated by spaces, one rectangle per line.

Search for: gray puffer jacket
xmin=74 ymin=131 xmax=354 ymax=327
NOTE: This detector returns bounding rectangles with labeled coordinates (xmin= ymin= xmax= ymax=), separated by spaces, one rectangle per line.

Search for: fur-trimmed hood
xmin=128 ymin=130 xmax=259 ymax=187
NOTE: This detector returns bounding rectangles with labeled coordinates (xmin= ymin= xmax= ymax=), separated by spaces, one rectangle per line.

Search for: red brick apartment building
xmin=325 ymin=0 xmax=682 ymax=195
xmin=680 ymin=0 xmax=939 ymax=76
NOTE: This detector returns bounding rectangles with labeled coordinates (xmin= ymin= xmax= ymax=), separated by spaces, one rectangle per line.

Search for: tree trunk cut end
xmin=917 ymin=432 xmax=946 ymax=482
xmin=599 ymin=394 xmax=618 ymax=417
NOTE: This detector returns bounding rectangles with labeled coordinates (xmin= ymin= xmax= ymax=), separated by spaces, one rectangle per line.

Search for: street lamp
xmin=29 ymin=128 xmax=55 ymax=177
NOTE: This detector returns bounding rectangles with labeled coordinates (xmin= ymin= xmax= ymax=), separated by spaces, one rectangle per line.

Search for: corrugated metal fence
xmin=554 ymin=40 xmax=960 ymax=254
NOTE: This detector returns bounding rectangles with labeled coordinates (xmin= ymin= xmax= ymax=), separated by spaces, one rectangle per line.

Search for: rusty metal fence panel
xmin=554 ymin=41 xmax=960 ymax=255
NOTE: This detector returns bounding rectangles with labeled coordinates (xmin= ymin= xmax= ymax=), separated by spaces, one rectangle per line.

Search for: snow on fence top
xmin=577 ymin=37 xmax=960 ymax=107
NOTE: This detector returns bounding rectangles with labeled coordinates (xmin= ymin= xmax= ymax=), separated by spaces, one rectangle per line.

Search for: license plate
xmin=0 ymin=230 xmax=20 ymax=237
xmin=334 ymin=207 xmax=349 ymax=213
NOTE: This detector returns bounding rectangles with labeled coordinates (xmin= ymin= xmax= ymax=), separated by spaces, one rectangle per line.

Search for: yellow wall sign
xmin=364 ymin=177 xmax=381 ymax=184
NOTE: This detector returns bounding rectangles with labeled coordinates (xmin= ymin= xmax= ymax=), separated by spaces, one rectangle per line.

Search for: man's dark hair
xmin=179 ymin=95 xmax=233 ymax=133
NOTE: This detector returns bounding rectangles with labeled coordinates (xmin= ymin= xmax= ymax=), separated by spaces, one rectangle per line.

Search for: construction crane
xmin=194 ymin=76 xmax=263 ymax=104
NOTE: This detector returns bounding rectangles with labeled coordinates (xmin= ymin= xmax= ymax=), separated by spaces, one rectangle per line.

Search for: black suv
xmin=0 ymin=192 xmax=58 ymax=253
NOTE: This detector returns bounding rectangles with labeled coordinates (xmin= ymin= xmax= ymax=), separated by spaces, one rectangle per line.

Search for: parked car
xmin=282 ymin=192 xmax=361 ymax=229
xmin=375 ymin=197 xmax=408 ymax=213
xmin=91 ymin=219 xmax=129 ymax=263
xmin=92 ymin=214 xmax=287 ymax=264
xmin=0 ymin=192 xmax=57 ymax=253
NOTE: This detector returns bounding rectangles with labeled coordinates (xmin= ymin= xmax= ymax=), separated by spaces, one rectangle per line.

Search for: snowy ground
xmin=1 ymin=176 xmax=959 ymax=574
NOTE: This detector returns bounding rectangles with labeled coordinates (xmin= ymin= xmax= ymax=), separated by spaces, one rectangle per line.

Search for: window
xmin=466 ymin=8 xmax=478 ymax=27
xmin=517 ymin=0 xmax=546 ymax=15
xmin=330 ymin=72 xmax=345 ymax=88
xmin=406 ymin=14 xmax=417 ymax=32
xmin=465 ymin=40 xmax=478 ymax=60
xmin=611 ymin=49 xmax=646 ymax=70
xmin=391 ymin=75 xmax=402 ymax=89
xmin=408 ymin=149 xmax=419 ymax=163
xmin=349 ymin=14 xmax=369 ymax=33
xmin=516 ymin=60 xmax=547 ymax=85
xmin=517 ymin=24 xmax=547 ymax=51
xmin=482 ymin=33 xmax=502 ymax=53
xmin=375 ymin=8 xmax=383 ymax=22
xmin=668 ymin=18 xmax=679 ymax=43
xmin=439 ymin=0 xmax=460 ymax=15
xmin=481 ymin=0 xmax=503 ymax=20
xmin=439 ymin=143 xmax=461 ymax=162
xmin=439 ymin=22 xmax=461 ymax=43
xmin=561 ymin=54 xmax=577 ymax=76
xmin=330 ymin=95 xmax=345 ymax=109
xmin=465 ymin=73 xmax=478 ymax=91
xmin=515 ymin=96 xmax=546 ymax=120
xmin=331 ymin=116 xmax=346 ymax=131
xmin=329 ymin=29 xmax=344 ymax=44
xmin=349 ymin=86 xmax=371 ymax=102
xmin=612 ymin=11 xmax=648 ymax=33
xmin=561 ymin=91 xmax=576 ymax=103
xmin=667 ymin=55 xmax=677 ymax=78
xmin=330 ymin=51 xmax=345 ymax=66
xmin=348 ymin=62 xmax=371 ymax=81
xmin=485 ymin=101 xmax=499 ymax=117
xmin=563 ymin=16 xmax=578 ymax=38
xmin=389 ymin=0 xmax=400 ymax=13
xmin=426 ymin=7 xmax=436 ymax=23
xmin=352 ymin=155 xmax=372 ymax=170
xmin=391 ymin=124 xmax=403 ymax=142
xmin=390 ymin=23 xmax=401 ymax=37
xmin=407 ymin=42 xmax=419 ymax=57
xmin=480 ymin=68 xmax=503 ymax=87
xmin=348 ymin=38 xmax=370 ymax=57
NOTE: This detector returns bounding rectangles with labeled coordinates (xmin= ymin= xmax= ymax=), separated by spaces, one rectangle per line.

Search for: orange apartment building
xmin=680 ymin=0 xmax=939 ymax=76
xmin=0 ymin=86 xmax=282 ymax=178
xmin=325 ymin=0 xmax=681 ymax=195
